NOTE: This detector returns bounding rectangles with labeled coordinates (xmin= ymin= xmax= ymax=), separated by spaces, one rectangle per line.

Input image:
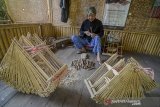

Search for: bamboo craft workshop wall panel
xmin=0 ymin=23 xmax=52 ymax=60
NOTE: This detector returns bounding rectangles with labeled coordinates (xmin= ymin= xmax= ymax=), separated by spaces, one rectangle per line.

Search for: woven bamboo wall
xmin=51 ymin=0 xmax=159 ymax=33
xmin=52 ymin=26 xmax=79 ymax=38
xmin=124 ymin=0 xmax=160 ymax=33
xmin=0 ymin=23 xmax=52 ymax=60
xmin=52 ymin=26 xmax=160 ymax=56
xmin=51 ymin=0 xmax=105 ymax=26
xmin=74 ymin=0 xmax=105 ymax=26
xmin=5 ymin=0 xmax=49 ymax=23
xmin=50 ymin=0 xmax=160 ymax=56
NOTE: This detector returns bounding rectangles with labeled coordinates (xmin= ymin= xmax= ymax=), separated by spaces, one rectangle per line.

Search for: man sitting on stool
xmin=71 ymin=6 xmax=104 ymax=64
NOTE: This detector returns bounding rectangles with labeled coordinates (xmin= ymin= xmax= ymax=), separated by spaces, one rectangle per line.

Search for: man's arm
xmin=90 ymin=21 xmax=104 ymax=38
xmin=97 ymin=21 xmax=104 ymax=38
xmin=80 ymin=21 xmax=85 ymax=36
xmin=80 ymin=21 xmax=91 ymax=36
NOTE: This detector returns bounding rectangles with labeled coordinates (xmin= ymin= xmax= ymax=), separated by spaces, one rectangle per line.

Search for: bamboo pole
xmin=0 ymin=30 xmax=9 ymax=51
xmin=0 ymin=35 xmax=6 ymax=56
xmin=5 ymin=29 xmax=12 ymax=44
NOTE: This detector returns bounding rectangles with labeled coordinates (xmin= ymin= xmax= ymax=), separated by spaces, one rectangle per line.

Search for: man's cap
xmin=87 ymin=7 xmax=96 ymax=15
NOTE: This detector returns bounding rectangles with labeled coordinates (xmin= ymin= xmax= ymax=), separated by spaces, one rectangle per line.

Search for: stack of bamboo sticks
xmin=85 ymin=55 xmax=158 ymax=104
xmin=0 ymin=33 xmax=68 ymax=97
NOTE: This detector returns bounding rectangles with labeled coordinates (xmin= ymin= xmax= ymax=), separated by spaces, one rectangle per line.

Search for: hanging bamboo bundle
xmin=85 ymin=57 xmax=158 ymax=104
xmin=0 ymin=34 xmax=68 ymax=97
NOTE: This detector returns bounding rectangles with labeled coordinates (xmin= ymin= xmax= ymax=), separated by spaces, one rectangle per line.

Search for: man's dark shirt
xmin=80 ymin=18 xmax=104 ymax=42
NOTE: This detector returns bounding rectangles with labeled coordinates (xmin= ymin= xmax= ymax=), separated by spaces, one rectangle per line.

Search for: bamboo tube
xmin=0 ymin=30 xmax=9 ymax=50
xmin=135 ymin=34 xmax=141 ymax=52
xmin=130 ymin=33 xmax=134 ymax=52
xmin=4 ymin=29 xmax=11 ymax=44
xmin=30 ymin=27 xmax=35 ymax=34
xmin=0 ymin=35 xmax=6 ymax=56
xmin=121 ymin=32 xmax=126 ymax=51
xmin=12 ymin=28 xmax=18 ymax=39
xmin=25 ymin=27 xmax=30 ymax=35
xmin=128 ymin=33 xmax=136 ymax=51
xmin=152 ymin=37 xmax=159 ymax=56
xmin=151 ymin=36 xmax=159 ymax=55
xmin=8 ymin=29 xmax=15 ymax=40
xmin=124 ymin=33 xmax=129 ymax=51
xmin=0 ymin=50 xmax=3 ymax=60
xmin=148 ymin=35 xmax=155 ymax=55
xmin=18 ymin=28 xmax=23 ymax=37
xmin=139 ymin=34 xmax=145 ymax=53
xmin=15 ymin=29 xmax=21 ymax=38
xmin=146 ymin=35 xmax=153 ymax=54
xmin=21 ymin=27 xmax=26 ymax=35
xmin=156 ymin=39 xmax=160 ymax=56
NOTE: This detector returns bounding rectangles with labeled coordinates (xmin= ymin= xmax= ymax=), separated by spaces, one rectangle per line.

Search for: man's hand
xmin=90 ymin=33 xmax=96 ymax=38
xmin=84 ymin=31 xmax=91 ymax=36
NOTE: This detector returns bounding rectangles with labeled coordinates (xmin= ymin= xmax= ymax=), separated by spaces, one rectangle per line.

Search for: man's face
xmin=88 ymin=14 xmax=96 ymax=22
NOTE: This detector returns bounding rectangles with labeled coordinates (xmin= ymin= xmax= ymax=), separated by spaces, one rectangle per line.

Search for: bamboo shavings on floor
xmin=60 ymin=67 xmax=80 ymax=87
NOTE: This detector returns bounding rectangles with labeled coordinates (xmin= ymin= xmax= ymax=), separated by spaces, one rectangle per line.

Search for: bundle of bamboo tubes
xmin=85 ymin=56 xmax=158 ymax=104
xmin=0 ymin=33 xmax=68 ymax=97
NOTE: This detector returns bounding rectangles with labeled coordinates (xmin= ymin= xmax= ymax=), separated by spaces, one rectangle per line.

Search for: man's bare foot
xmin=76 ymin=47 xmax=86 ymax=54
xmin=97 ymin=52 xmax=101 ymax=65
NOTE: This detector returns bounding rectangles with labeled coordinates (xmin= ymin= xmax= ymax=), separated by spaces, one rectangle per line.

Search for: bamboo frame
xmin=84 ymin=54 xmax=125 ymax=99
xmin=84 ymin=56 xmax=158 ymax=104
xmin=0 ymin=33 xmax=68 ymax=97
